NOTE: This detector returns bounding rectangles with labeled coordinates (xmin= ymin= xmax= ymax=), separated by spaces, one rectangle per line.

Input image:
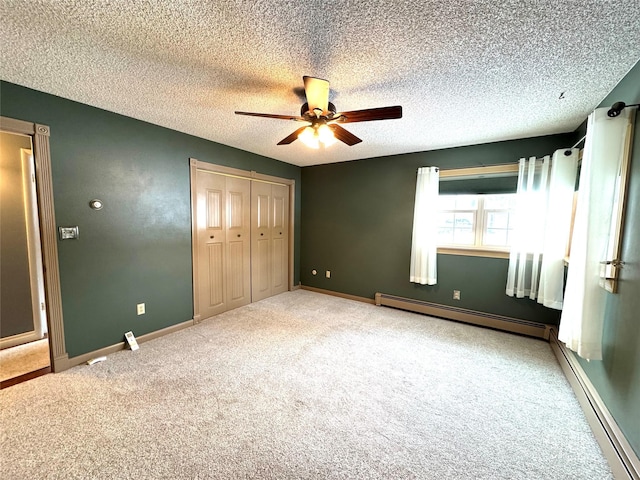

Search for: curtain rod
xmin=606 ymin=101 xmax=640 ymax=118
xmin=568 ymin=100 xmax=639 ymax=150
xmin=572 ymin=135 xmax=586 ymax=149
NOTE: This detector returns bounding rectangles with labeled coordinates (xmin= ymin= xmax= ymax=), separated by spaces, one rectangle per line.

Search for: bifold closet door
xmin=251 ymin=181 xmax=289 ymax=302
xmin=225 ymin=177 xmax=252 ymax=310
xmin=196 ymin=172 xmax=251 ymax=320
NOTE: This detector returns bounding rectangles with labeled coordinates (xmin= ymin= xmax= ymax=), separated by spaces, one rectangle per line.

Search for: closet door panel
xmin=256 ymin=193 xmax=270 ymax=229
xmin=227 ymin=241 xmax=245 ymax=301
xmin=253 ymin=237 xmax=271 ymax=300
xmin=226 ymin=177 xmax=251 ymax=309
xmin=271 ymin=183 xmax=289 ymax=295
xmin=271 ymin=237 xmax=286 ymax=293
xmin=197 ymin=172 xmax=227 ymax=319
xmin=207 ymin=243 xmax=225 ymax=307
xmin=251 ymin=181 xmax=272 ymax=302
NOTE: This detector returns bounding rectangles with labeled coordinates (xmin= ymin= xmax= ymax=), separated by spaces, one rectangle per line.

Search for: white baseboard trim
xmin=549 ymin=328 xmax=639 ymax=480
xmin=375 ymin=292 xmax=551 ymax=339
xmin=64 ymin=319 xmax=195 ymax=370
xmin=300 ymin=285 xmax=375 ymax=304
xmin=1 ymin=330 xmax=41 ymax=350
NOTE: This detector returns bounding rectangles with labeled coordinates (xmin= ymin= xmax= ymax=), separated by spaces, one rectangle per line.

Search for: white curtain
xmin=410 ymin=166 xmax=439 ymax=285
xmin=506 ymin=155 xmax=550 ymax=299
xmin=559 ymin=106 xmax=636 ymax=360
xmin=506 ymin=150 xmax=578 ymax=308
xmin=537 ymin=149 xmax=580 ymax=309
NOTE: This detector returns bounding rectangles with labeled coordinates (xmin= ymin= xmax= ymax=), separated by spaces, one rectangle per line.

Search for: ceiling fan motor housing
xmin=301 ymin=102 xmax=337 ymax=119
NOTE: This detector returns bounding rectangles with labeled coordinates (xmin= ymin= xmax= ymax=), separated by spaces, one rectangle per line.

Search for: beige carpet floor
xmin=0 ymin=338 xmax=50 ymax=382
xmin=0 ymin=290 xmax=612 ymax=479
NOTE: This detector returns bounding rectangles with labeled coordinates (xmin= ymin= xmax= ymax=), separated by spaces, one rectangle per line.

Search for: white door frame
xmin=189 ymin=158 xmax=295 ymax=323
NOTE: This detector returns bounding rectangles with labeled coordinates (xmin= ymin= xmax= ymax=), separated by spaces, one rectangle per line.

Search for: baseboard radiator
xmin=374 ymin=292 xmax=551 ymax=340
xmin=549 ymin=328 xmax=640 ymax=480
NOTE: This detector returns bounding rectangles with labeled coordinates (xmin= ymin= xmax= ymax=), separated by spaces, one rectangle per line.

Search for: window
xmin=437 ymin=193 xmax=517 ymax=251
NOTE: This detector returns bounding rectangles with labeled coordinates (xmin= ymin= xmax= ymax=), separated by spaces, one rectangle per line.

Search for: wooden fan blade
xmin=328 ymin=124 xmax=362 ymax=146
xmin=235 ymin=111 xmax=303 ymax=121
xmin=277 ymin=126 xmax=308 ymax=145
xmin=303 ymin=76 xmax=330 ymax=114
xmin=333 ymin=105 xmax=402 ymax=123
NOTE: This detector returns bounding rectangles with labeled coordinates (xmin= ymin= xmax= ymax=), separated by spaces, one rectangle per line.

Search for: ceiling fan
xmin=235 ymin=76 xmax=402 ymax=148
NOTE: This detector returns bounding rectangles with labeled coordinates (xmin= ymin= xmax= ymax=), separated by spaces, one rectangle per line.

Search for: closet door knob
xmin=261 ymin=233 xmax=264 ymax=236
xmin=210 ymin=235 xmax=214 ymax=239
xmin=237 ymin=234 xmax=241 ymax=238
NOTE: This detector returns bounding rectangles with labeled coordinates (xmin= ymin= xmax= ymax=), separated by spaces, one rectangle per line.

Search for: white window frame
xmin=438 ymin=194 xmax=516 ymax=251
xmin=437 ymin=165 xmax=519 ymax=259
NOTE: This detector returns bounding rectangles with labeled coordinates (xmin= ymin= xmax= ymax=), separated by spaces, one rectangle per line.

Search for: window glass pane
xmin=438 ymin=196 xmax=456 ymax=210
xmin=454 ymin=195 xmax=478 ymax=210
xmin=486 ymin=211 xmax=509 ymax=229
xmin=453 ymin=228 xmax=474 ymax=245
xmin=437 ymin=212 xmax=454 ymax=244
xmin=437 ymin=212 xmax=454 ymax=227
xmin=484 ymin=194 xmax=517 ymax=210
xmin=454 ymin=212 xmax=474 ymax=229
xmin=484 ymin=228 xmax=508 ymax=246
xmin=438 ymin=227 xmax=454 ymax=244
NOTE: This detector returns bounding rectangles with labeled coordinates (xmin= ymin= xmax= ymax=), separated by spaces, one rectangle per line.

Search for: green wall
xmin=301 ymin=133 xmax=576 ymax=324
xmin=0 ymin=81 xmax=301 ymax=357
xmin=576 ymin=60 xmax=640 ymax=458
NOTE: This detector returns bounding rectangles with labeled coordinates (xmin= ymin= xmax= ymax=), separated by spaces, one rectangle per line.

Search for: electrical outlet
xmin=326 ymin=270 xmax=331 ymax=279
xmin=453 ymin=290 xmax=461 ymax=300
xmin=137 ymin=303 xmax=145 ymax=315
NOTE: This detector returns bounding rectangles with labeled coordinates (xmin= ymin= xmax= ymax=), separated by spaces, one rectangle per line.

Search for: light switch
xmin=58 ymin=226 xmax=79 ymax=240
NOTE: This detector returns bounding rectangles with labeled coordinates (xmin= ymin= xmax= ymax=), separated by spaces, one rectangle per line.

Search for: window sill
xmin=438 ymin=247 xmax=510 ymax=259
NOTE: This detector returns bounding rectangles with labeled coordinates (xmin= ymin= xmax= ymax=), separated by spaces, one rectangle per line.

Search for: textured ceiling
xmin=1 ymin=1 xmax=639 ymax=167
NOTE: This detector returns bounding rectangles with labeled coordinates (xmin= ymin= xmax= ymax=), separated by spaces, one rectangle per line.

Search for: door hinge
xmin=41 ymin=302 xmax=46 ymax=311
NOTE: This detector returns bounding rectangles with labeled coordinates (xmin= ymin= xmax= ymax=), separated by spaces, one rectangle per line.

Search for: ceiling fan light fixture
xmin=298 ymin=126 xmax=319 ymax=148
xmin=317 ymin=124 xmax=337 ymax=146
xmin=298 ymin=124 xmax=336 ymax=149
